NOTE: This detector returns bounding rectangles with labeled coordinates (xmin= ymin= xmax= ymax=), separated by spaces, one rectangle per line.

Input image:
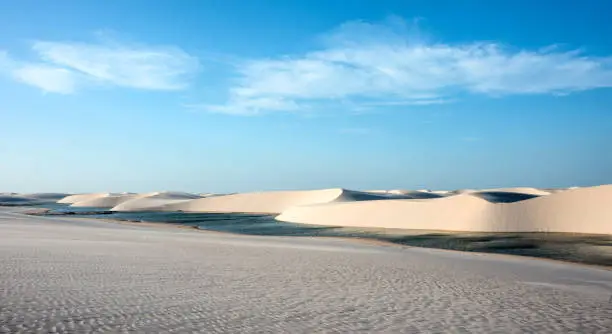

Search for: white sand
xmin=62 ymin=191 xmax=203 ymax=209
xmin=57 ymin=192 xmax=113 ymax=204
xmin=111 ymin=191 xmax=203 ymax=211
xmin=69 ymin=193 xmax=139 ymax=208
xmin=1 ymin=208 xmax=611 ymax=333
xmin=277 ymin=185 xmax=612 ymax=234
xmin=156 ymin=188 xmax=413 ymax=213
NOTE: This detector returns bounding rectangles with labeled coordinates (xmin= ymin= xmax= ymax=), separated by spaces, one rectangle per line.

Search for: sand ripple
xmin=1 ymin=212 xmax=611 ymax=333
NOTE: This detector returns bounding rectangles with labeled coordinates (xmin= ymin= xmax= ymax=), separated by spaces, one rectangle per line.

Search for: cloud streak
xmin=1 ymin=39 xmax=199 ymax=94
xmin=203 ymin=18 xmax=612 ymax=114
xmin=12 ymin=65 xmax=80 ymax=94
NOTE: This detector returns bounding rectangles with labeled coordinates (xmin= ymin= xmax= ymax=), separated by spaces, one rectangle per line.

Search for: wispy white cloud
xmin=32 ymin=41 xmax=199 ymax=90
xmin=202 ymin=97 xmax=301 ymax=115
xmin=1 ymin=38 xmax=199 ymax=94
xmin=12 ymin=65 xmax=79 ymax=94
xmin=202 ymin=18 xmax=612 ymax=115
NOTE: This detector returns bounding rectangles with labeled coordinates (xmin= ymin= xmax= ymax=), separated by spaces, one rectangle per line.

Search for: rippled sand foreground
xmin=1 ymin=209 xmax=612 ymax=333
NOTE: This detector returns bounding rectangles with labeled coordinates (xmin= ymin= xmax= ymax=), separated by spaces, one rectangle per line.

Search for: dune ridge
xmin=277 ymin=185 xmax=612 ymax=234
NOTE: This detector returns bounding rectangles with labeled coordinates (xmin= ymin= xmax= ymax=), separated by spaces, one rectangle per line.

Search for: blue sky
xmin=1 ymin=0 xmax=611 ymax=193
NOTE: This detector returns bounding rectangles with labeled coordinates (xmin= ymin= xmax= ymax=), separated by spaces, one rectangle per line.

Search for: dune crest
xmin=277 ymin=185 xmax=612 ymax=234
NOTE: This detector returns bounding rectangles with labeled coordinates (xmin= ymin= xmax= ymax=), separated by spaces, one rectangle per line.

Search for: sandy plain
xmin=1 ymin=207 xmax=612 ymax=333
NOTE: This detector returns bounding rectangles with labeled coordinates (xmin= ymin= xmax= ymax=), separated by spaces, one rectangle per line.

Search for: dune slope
xmin=277 ymin=185 xmax=612 ymax=234
xmin=157 ymin=189 xmax=412 ymax=214
xmin=278 ymin=194 xmax=492 ymax=231
xmin=57 ymin=193 xmax=111 ymax=204
xmin=69 ymin=194 xmax=138 ymax=208
xmin=111 ymin=192 xmax=202 ymax=211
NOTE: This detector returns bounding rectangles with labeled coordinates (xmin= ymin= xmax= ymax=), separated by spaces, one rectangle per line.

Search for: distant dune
xmin=156 ymin=189 xmax=339 ymax=213
xmin=60 ymin=192 xmax=202 ymax=209
xmin=22 ymin=193 xmax=71 ymax=200
xmin=482 ymin=187 xmax=552 ymax=196
xmin=154 ymin=188 xmax=414 ymax=213
xmin=277 ymin=185 xmax=612 ymax=234
xmin=0 ymin=193 xmax=70 ymax=206
xmin=0 ymin=194 xmax=39 ymax=205
xmin=57 ymin=193 xmax=113 ymax=204
xmin=366 ymin=189 xmax=446 ymax=199
xmin=469 ymin=191 xmax=540 ymax=203
xmin=111 ymin=192 xmax=203 ymax=211
xmin=33 ymin=185 xmax=612 ymax=234
xmin=68 ymin=193 xmax=139 ymax=208
xmin=278 ymin=194 xmax=491 ymax=231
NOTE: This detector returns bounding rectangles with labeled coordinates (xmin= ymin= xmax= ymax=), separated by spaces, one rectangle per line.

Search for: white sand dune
xmin=111 ymin=191 xmax=202 ymax=211
xmin=426 ymin=187 xmax=557 ymax=203
xmin=277 ymin=185 xmax=612 ymax=234
xmin=495 ymin=185 xmax=612 ymax=234
xmin=61 ymin=191 xmax=202 ymax=209
xmin=278 ymin=194 xmax=490 ymax=231
xmin=69 ymin=193 xmax=139 ymax=208
xmin=157 ymin=188 xmax=413 ymax=214
xmin=57 ymin=193 xmax=111 ymax=204
xmin=52 ymin=186 xmax=610 ymax=234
